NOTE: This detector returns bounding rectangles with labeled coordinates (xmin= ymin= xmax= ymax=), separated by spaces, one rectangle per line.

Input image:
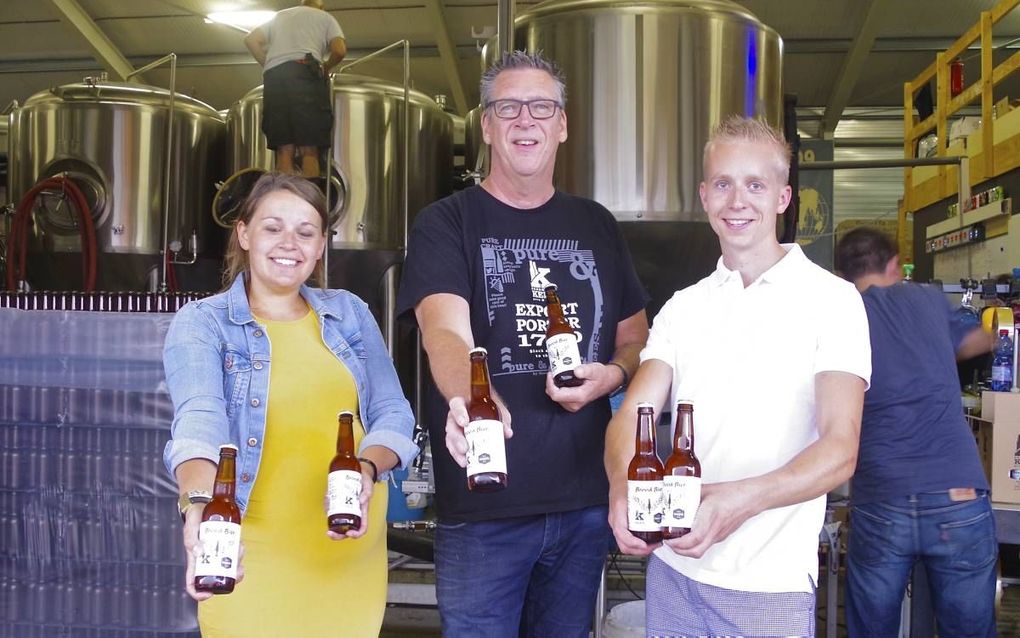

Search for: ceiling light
xmin=205 ymin=10 xmax=276 ymax=32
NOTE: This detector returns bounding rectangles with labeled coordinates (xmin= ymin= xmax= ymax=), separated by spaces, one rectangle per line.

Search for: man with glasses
xmin=397 ymin=51 xmax=649 ymax=637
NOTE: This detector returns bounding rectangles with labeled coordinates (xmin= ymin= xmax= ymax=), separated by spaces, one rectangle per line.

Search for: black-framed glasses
xmin=486 ymin=99 xmax=562 ymax=120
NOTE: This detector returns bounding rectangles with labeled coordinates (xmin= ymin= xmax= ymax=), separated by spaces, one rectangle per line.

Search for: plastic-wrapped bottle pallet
xmin=0 ymin=301 xmax=201 ymax=636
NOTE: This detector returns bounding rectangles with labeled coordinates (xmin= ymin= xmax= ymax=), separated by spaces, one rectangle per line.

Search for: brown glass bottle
xmin=327 ymin=410 xmax=363 ymax=534
xmin=627 ymin=402 xmax=664 ymax=544
xmin=465 ymin=347 xmax=508 ymax=492
xmin=544 ymin=284 xmax=583 ymax=387
xmin=662 ymin=400 xmax=702 ymax=539
xmin=195 ymin=444 xmax=242 ymax=595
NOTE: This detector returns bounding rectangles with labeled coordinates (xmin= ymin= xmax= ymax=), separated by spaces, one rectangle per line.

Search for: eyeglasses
xmin=486 ymin=99 xmax=562 ymax=120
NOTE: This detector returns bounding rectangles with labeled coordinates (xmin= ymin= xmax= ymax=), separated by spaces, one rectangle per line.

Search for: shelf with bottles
xmin=925 ymin=189 xmax=1012 ymax=254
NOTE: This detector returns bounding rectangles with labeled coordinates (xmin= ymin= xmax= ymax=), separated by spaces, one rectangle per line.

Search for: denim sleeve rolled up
xmin=163 ymin=301 xmax=233 ymax=476
xmin=346 ymin=295 xmax=419 ymax=471
xmin=162 ymin=275 xmax=419 ymax=508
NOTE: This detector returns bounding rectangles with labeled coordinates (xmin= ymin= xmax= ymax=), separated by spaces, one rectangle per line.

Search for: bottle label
xmin=627 ymin=480 xmax=663 ymax=532
xmin=464 ymin=418 xmax=507 ymax=477
xmin=195 ymin=521 xmax=241 ymax=580
xmin=327 ymin=469 xmax=362 ymax=517
xmin=546 ymin=333 xmax=581 ymax=377
xmin=992 ymin=364 xmax=1013 ymax=383
xmin=662 ymin=475 xmax=702 ymax=528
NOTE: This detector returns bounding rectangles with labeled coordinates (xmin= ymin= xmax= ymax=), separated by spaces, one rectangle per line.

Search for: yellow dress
xmin=199 ymin=309 xmax=388 ymax=637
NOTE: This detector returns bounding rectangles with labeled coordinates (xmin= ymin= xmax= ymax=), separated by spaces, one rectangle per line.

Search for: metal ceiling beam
xmin=48 ymin=0 xmax=140 ymax=82
xmin=0 ymin=47 xmax=478 ymax=74
xmin=423 ymin=0 xmax=469 ymax=114
xmin=819 ymin=0 xmax=884 ymax=137
xmin=786 ymin=36 xmax=1020 ymax=54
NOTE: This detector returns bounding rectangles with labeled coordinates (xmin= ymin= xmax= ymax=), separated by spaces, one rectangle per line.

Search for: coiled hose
xmin=7 ymin=176 xmax=97 ymax=292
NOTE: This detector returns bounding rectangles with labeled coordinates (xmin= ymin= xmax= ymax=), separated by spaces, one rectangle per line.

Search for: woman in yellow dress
xmin=163 ymin=172 xmax=418 ymax=635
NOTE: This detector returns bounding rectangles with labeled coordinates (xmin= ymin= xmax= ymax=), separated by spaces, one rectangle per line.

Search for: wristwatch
xmin=178 ymin=489 xmax=212 ymax=522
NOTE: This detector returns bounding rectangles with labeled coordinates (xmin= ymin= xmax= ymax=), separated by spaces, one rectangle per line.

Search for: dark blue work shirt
xmin=852 ymin=283 xmax=989 ymax=504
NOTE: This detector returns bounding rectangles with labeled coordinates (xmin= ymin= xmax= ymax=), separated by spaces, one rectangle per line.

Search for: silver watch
xmin=177 ymin=489 xmax=212 ymax=522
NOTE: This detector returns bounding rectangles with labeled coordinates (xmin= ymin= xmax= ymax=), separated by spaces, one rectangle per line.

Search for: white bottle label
xmin=464 ymin=418 xmax=507 ymax=477
xmin=627 ymin=480 xmax=664 ymax=531
xmin=195 ymin=520 xmax=241 ymax=580
xmin=546 ymin=333 xmax=582 ymax=377
xmin=662 ymin=475 xmax=702 ymax=528
xmin=327 ymin=469 xmax=363 ymax=517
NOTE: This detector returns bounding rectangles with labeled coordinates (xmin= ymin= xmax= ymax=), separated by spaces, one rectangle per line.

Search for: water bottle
xmin=991 ymin=329 xmax=1014 ymax=392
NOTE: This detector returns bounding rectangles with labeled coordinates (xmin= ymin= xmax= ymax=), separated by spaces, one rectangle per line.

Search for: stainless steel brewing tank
xmin=482 ymin=0 xmax=783 ymax=221
xmin=227 ymin=74 xmax=454 ymax=250
xmin=10 ymin=81 xmax=225 ymax=257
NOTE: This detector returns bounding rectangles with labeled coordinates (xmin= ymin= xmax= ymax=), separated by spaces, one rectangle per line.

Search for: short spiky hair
xmin=704 ymin=115 xmax=792 ymax=183
xmin=479 ymin=50 xmax=567 ymax=108
xmin=835 ymin=226 xmax=899 ymax=283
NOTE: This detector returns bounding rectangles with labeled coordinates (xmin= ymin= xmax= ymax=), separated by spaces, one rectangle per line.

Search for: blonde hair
xmin=222 ymin=172 xmax=328 ymax=289
xmin=703 ymin=116 xmax=791 ymax=183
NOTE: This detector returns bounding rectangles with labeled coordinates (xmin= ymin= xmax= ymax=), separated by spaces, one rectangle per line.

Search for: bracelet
xmin=607 ymin=361 xmax=629 ymax=397
xmin=358 ymin=457 xmax=379 ymax=483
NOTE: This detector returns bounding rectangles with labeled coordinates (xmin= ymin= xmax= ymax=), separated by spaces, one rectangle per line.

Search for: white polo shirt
xmin=642 ymin=244 xmax=871 ymax=593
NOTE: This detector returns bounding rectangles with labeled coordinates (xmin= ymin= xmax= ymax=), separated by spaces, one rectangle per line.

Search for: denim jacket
xmin=162 ymin=274 xmax=418 ymax=513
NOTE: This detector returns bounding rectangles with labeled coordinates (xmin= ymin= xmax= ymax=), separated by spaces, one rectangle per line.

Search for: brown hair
xmin=704 ymin=115 xmax=792 ymax=184
xmin=222 ymin=172 xmax=328 ymax=289
xmin=835 ymin=226 xmax=899 ymax=283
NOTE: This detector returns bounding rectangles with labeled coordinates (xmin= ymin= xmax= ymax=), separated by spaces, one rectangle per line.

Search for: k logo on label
xmin=529 ymin=261 xmax=552 ymax=300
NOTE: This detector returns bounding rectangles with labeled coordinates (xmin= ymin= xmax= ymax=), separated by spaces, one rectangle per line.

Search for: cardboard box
xmin=981 ymin=391 xmax=1020 ymax=504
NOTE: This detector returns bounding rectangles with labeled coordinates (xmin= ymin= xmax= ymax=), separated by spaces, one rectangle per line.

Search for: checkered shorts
xmin=645 ymin=554 xmax=815 ymax=637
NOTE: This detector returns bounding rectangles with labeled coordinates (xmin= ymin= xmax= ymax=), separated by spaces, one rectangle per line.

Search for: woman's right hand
xmin=182 ymin=505 xmax=245 ymax=601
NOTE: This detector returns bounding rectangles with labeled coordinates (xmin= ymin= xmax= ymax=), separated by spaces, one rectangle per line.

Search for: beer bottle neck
xmin=547 ymin=293 xmax=567 ymax=323
xmin=336 ymin=417 xmax=356 ymax=456
xmin=635 ymin=412 xmax=656 ymax=457
xmin=213 ymin=455 xmax=236 ymax=499
xmin=674 ymin=411 xmax=694 ymax=451
xmin=470 ymin=359 xmax=492 ymax=403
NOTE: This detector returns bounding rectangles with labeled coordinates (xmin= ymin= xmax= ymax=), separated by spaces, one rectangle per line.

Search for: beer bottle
xmin=627 ymin=402 xmax=663 ymax=544
xmin=662 ymin=400 xmax=702 ymax=539
xmin=195 ymin=444 xmax=242 ymax=594
xmin=327 ymin=410 xmax=363 ymax=534
xmin=465 ymin=347 xmax=508 ymax=492
xmin=544 ymin=284 xmax=583 ymax=387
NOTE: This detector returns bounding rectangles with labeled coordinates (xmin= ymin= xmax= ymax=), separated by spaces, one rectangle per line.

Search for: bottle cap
xmin=545 ymin=283 xmax=558 ymax=292
xmin=636 ymin=401 xmax=654 ymax=409
xmin=338 ymin=410 xmax=354 ymax=419
xmin=469 ymin=346 xmax=488 ymax=356
xmin=219 ymin=444 xmax=239 ymax=452
xmin=676 ymin=399 xmax=694 ymax=408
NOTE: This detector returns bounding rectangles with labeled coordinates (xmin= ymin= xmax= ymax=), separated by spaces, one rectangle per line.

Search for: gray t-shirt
xmin=263 ymin=6 xmax=344 ymax=71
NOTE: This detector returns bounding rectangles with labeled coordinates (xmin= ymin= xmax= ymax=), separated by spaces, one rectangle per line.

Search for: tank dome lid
xmin=236 ymin=74 xmax=446 ymax=113
xmin=523 ymin=0 xmax=771 ymax=26
xmin=27 ymin=80 xmax=223 ymax=118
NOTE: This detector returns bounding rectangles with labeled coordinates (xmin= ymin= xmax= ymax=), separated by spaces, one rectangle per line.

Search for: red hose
xmin=7 ymin=176 xmax=98 ymax=292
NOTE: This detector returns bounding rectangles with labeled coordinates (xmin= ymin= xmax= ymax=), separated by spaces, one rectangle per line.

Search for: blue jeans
xmin=434 ymin=505 xmax=610 ymax=638
xmin=846 ymin=491 xmax=998 ymax=638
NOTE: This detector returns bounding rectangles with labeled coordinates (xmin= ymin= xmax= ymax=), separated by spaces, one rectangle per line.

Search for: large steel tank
xmin=9 ymin=79 xmax=225 ymax=290
xmin=473 ymin=0 xmax=783 ymax=313
xmin=521 ymin=0 xmax=782 ymax=220
xmin=227 ymin=73 xmax=453 ymax=250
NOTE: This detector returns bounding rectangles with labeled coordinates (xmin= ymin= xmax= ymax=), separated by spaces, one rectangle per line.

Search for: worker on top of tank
xmin=244 ymin=0 xmax=346 ymax=178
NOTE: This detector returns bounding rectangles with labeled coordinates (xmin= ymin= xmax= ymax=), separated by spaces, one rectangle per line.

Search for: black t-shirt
xmin=396 ymin=186 xmax=649 ymax=523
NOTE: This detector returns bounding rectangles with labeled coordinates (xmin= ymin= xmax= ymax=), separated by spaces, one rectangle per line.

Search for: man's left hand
xmin=661 ymin=481 xmax=761 ymax=558
xmin=545 ymin=362 xmax=622 ymax=412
